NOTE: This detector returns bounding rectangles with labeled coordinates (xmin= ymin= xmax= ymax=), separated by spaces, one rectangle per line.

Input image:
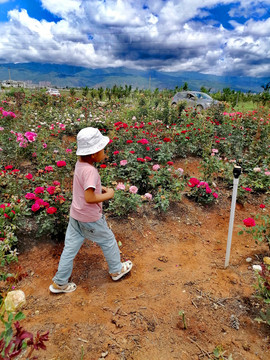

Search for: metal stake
xmin=225 ymin=165 xmax=241 ymax=268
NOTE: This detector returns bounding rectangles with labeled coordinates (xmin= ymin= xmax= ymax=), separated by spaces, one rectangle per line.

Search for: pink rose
xmin=129 ymin=186 xmax=138 ymax=194
xmin=152 ymin=164 xmax=160 ymax=171
xmin=212 ymin=192 xmax=218 ymax=198
xmin=25 ymin=173 xmax=33 ymax=180
xmin=45 ymin=166 xmax=54 ymax=172
xmin=144 ymin=193 xmax=152 ymax=200
xmin=116 ymin=182 xmax=125 ymax=190
xmin=120 ymin=160 xmax=128 ymax=166
xmin=176 ymin=168 xmax=184 ymax=175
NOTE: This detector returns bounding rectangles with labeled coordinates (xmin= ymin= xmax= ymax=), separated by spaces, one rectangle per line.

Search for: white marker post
xmin=225 ymin=165 xmax=242 ymax=268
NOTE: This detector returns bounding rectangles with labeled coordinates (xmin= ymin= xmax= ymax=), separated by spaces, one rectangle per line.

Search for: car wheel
xmin=196 ymin=105 xmax=203 ymax=111
xmin=171 ymin=102 xmax=177 ymax=107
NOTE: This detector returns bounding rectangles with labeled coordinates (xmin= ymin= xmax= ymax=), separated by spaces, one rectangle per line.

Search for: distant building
xmin=1 ymin=80 xmax=26 ymax=88
xmin=39 ymin=81 xmax=51 ymax=88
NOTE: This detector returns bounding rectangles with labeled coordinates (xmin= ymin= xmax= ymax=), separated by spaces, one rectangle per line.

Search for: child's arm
xmin=84 ymin=186 xmax=114 ymax=204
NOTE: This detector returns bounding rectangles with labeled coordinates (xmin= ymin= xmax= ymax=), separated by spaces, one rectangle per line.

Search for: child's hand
xmin=102 ymin=186 xmax=115 ymax=199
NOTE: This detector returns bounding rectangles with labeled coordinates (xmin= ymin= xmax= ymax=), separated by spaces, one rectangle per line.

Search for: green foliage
xmin=212 ymin=345 xmax=233 ymax=360
xmin=253 ymin=264 xmax=270 ymax=304
xmin=239 ymin=212 xmax=270 ymax=249
xmin=0 ymin=202 xmax=22 ymax=281
xmin=178 ymin=310 xmax=187 ymax=329
xmin=107 ymin=188 xmax=142 ymax=217
xmin=187 ymin=178 xmax=218 ymax=205
xmin=256 ymin=307 xmax=270 ymax=326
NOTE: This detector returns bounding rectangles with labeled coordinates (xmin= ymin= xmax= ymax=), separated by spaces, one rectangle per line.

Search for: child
xmin=49 ymin=127 xmax=132 ymax=293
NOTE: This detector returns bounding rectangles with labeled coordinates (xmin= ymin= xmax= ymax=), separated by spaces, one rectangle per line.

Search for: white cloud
xmin=0 ymin=1 xmax=269 ymax=77
xmin=40 ymin=0 xmax=83 ymax=18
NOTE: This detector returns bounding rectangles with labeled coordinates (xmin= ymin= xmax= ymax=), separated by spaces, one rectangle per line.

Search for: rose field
xmin=0 ymin=87 xmax=269 ymax=359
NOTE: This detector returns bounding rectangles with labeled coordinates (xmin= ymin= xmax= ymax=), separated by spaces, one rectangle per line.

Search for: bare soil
xmin=8 ymin=158 xmax=270 ymax=359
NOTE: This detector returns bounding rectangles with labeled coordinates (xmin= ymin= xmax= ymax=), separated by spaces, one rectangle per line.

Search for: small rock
xmin=246 ymin=257 xmax=252 ymax=263
xmin=230 ymin=315 xmax=240 ymax=330
xmin=101 ymin=351 xmax=108 ymax=358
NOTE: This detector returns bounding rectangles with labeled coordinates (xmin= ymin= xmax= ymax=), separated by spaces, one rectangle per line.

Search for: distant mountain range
xmin=0 ymin=62 xmax=269 ymax=92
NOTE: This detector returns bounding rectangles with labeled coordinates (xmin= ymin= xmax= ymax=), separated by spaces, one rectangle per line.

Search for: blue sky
xmin=0 ymin=0 xmax=269 ymax=77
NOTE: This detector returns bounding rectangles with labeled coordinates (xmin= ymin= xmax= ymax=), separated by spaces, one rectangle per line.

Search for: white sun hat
xmin=76 ymin=127 xmax=110 ymax=156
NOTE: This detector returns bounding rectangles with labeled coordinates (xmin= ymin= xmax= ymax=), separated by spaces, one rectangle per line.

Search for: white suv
xmin=46 ymin=88 xmax=60 ymax=96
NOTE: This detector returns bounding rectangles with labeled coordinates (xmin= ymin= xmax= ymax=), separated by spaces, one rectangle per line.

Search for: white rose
xmin=4 ymin=290 xmax=26 ymax=312
xmin=252 ymin=265 xmax=262 ymax=272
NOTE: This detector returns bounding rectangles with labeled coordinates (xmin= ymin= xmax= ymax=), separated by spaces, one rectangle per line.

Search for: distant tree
xmin=69 ymin=88 xmax=76 ymax=97
xmin=183 ymin=82 xmax=189 ymax=91
xmin=105 ymin=87 xmax=111 ymax=100
xmin=82 ymin=86 xmax=89 ymax=97
xmin=97 ymin=87 xmax=104 ymax=101
xmin=200 ymin=86 xmax=211 ymax=94
xmin=261 ymin=81 xmax=270 ymax=92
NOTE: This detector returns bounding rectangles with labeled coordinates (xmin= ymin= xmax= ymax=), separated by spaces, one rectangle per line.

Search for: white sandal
xmin=49 ymin=282 xmax=77 ymax=293
xmin=111 ymin=260 xmax=133 ymax=281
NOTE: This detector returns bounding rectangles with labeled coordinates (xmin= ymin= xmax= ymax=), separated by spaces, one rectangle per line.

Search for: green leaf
xmin=14 ymin=311 xmax=25 ymax=321
xmin=7 ymin=313 xmax=13 ymax=323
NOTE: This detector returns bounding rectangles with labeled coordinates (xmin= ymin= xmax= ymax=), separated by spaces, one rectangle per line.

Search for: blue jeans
xmin=53 ymin=215 xmax=122 ymax=285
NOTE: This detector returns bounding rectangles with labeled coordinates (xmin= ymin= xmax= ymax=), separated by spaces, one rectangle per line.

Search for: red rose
xmin=34 ymin=187 xmax=45 ymax=194
xmin=188 ymin=177 xmax=200 ymax=188
xmin=243 ymin=218 xmax=256 ymax=227
xmin=25 ymin=173 xmax=33 ymax=180
xmin=31 ymin=203 xmax=40 ymax=212
xmin=46 ymin=207 xmax=57 ymax=214
xmin=56 ymin=160 xmax=66 ymax=167
xmin=46 ymin=186 xmax=56 ymax=195
xmin=100 ymin=164 xmax=107 ymax=168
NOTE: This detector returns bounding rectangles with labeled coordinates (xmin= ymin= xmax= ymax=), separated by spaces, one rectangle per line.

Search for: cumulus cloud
xmin=0 ymin=0 xmax=269 ymax=76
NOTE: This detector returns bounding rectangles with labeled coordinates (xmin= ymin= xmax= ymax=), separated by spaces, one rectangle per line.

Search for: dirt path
xmin=8 ymin=159 xmax=270 ymax=360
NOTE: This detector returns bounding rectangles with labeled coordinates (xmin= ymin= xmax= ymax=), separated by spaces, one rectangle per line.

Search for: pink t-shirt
xmin=70 ymin=161 xmax=102 ymax=222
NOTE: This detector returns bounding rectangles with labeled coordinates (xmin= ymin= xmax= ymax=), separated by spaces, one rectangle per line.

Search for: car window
xmin=201 ymin=93 xmax=212 ymax=100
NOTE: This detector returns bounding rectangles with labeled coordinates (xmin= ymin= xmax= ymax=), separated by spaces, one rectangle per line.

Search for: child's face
xmin=92 ymin=149 xmax=106 ymax=163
